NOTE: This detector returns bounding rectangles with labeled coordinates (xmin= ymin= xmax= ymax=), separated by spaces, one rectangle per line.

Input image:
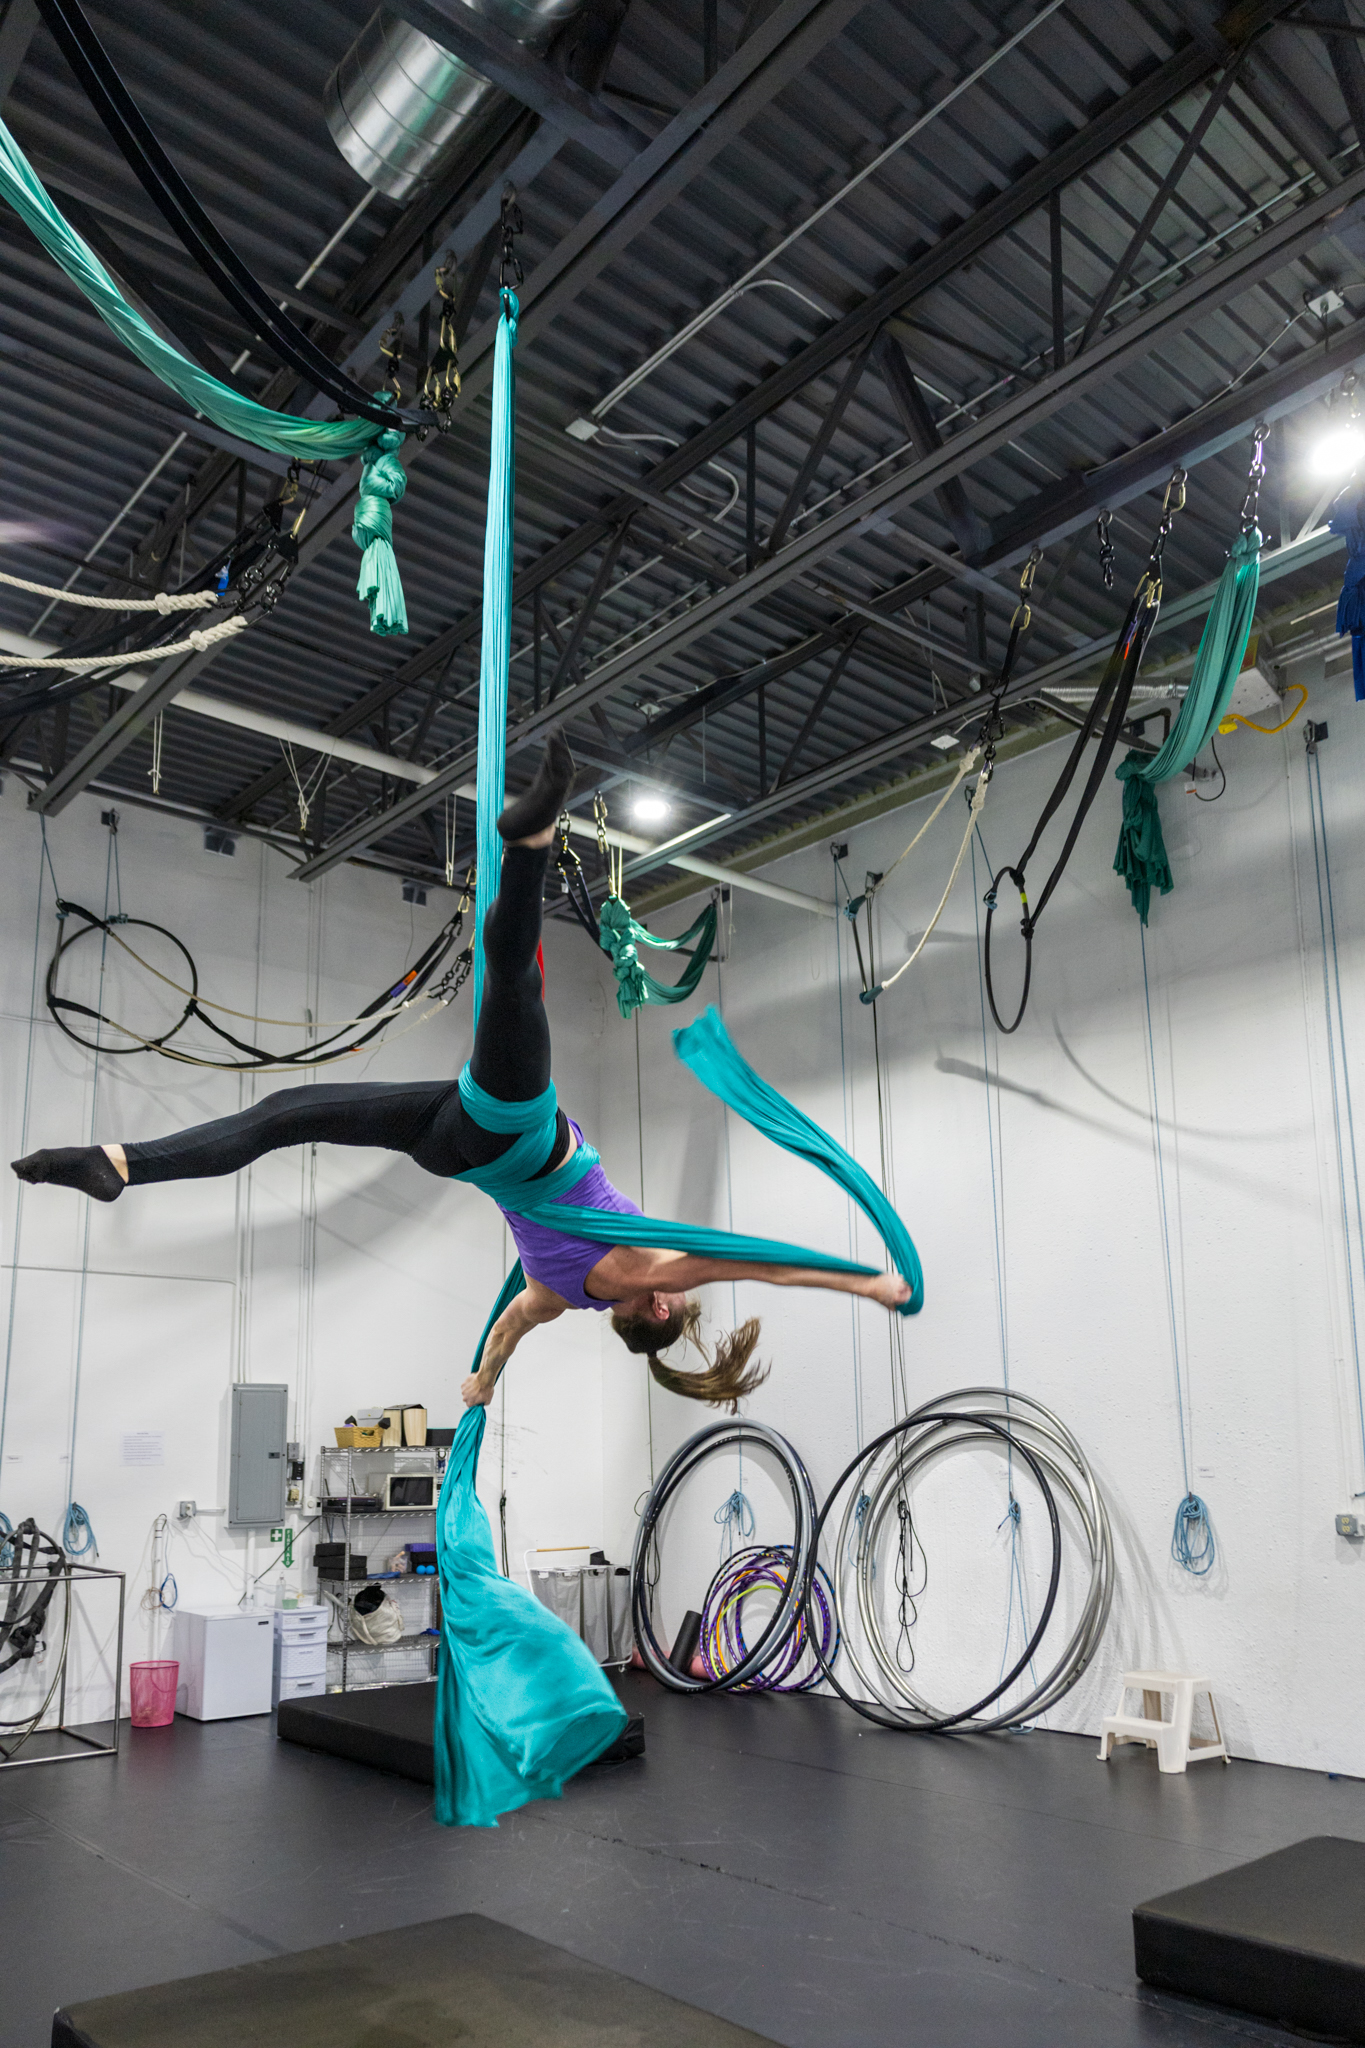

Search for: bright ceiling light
xmin=633 ymin=794 xmax=670 ymax=825
xmin=1311 ymin=424 xmax=1365 ymax=477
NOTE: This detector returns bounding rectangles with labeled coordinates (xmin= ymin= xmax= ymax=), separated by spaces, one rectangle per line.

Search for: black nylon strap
xmin=34 ymin=0 xmax=424 ymax=431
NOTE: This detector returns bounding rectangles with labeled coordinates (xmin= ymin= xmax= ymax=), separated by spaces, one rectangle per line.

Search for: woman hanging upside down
xmin=13 ymin=732 xmax=910 ymax=1411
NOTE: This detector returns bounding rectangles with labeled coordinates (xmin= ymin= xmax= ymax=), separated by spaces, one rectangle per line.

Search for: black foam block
xmin=1134 ymin=1834 xmax=1365 ymax=2041
xmin=276 ymin=1678 xmax=643 ymax=1785
xmin=51 ymin=1910 xmax=773 ymax=2046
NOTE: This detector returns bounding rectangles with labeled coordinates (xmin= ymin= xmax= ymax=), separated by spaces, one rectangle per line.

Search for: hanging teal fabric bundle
xmin=0 ymin=113 xmax=386 ymax=464
xmin=433 ymin=1268 xmax=627 ymax=1829
xmin=598 ymin=894 xmax=717 ymax=1018
xmin=1113 ymin=525 xmax=1261 ymax=922
xmin=352 ymin=419 xmax=409 ymax=635
xmin=472 ymin=289 xmax=519 ymax=1019
xmin=0 ymin=112 xmax=410 ymax=635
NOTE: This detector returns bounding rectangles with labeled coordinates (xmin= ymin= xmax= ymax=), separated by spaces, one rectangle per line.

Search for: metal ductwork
xmin=325 ymin=2 xmax=585 ymax=198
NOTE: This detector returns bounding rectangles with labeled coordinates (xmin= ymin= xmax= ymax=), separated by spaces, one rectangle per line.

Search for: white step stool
xmin=1098 ymin=1670 xmax=1228 ymax=1774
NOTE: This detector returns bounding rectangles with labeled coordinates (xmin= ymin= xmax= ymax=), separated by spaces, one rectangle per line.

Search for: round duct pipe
xmin=324 ymin=2 xmax=583 ymax=199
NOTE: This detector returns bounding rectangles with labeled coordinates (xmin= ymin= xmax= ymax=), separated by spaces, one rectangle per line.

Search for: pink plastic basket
xmin=129 ymin=1659 xmax=178 ymax=1727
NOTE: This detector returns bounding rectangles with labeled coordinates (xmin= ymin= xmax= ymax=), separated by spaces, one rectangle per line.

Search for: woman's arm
xmin=460 ymin=1280 xmax=569 ymax=1407
xmin=588 ymin=1244 xmax=909 ymax=1310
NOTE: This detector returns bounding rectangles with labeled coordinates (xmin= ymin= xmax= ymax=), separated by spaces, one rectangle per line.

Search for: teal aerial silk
xmin=433 ymin=1268 xmax=626 ymax=1829
xmin=598 ymin=894 xmax=717 ymax=1018
xmin=0 ymin=112 xmax=409 ymax=635
xmin=1113 ymin=527 xmax=1261 ymax=922
xmin=472 ymin=289 xmax=519 ymax=1021
xmin=432 ymin=286 xmax=921 ymax=1829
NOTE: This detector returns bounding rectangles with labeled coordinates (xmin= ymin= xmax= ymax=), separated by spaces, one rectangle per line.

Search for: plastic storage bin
xmin=129 ymin=1659 xmax=179 ymax=1727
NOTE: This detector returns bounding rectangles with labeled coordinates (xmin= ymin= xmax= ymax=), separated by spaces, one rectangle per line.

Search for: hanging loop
xmin=981 ymin=865 xmax=1033 ymax=1034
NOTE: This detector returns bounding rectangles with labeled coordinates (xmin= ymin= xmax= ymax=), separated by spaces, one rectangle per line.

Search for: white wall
xmin=596 ymin=655 xmax=1365 ymax=1776
xmin=8 ymin=651 xmax=1365 ymax=1775
xmin=0 ymin=780 xmax=615 ymax=1725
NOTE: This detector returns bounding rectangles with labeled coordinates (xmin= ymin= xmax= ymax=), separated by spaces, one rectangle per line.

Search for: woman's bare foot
xmin=866 ymin=1273 xmax=912 ymax=1310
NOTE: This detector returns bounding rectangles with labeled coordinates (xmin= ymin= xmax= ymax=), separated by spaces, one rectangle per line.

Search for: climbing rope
xmin=853 ymin=552 xmax=1041 ymax=1004
xmin=0 ymin=571 xmax=218 ymax=610
xmin=0 ymin=614 xmax=247 ymax=669
xmin=985 ymin=471 xmax=1186 ymax=1031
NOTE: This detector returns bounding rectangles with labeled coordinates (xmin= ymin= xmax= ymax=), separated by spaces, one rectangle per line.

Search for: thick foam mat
xmin=275 ymin=1678 xmax=643 ymax=1785
xmin=51 ymin=1910 xmax=775 ymax=2046
xmin=1133 ymin=1834 xmax=1365 ymax=2041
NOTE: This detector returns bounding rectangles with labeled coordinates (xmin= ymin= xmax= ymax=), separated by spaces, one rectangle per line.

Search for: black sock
xmin=11 ymin=1146 xmax=125 ymax=1202
xmin=496 ymin=728 xmax=576 ymax=842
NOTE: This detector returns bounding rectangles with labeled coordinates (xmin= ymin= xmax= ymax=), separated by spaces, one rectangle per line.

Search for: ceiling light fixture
xmin=1310 ymin=424 xmax=1365 ymax=477
xmin=632 ymin=795 xmax=670 ymax=825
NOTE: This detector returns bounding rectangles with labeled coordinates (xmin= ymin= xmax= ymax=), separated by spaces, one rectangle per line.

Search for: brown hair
xmin=610 ymin=1297 xmax=769 ymax=1413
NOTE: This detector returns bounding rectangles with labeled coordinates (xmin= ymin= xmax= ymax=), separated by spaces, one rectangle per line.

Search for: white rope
xmin=0 ymin=613 xmax=248 ymax=669
xmin=0 ymin=569 xmax=218 ymax=610
xmin=878 ymin=769 xmax=990 ymax=995
xmin=876 ymin=746 xmax=980 ymax=889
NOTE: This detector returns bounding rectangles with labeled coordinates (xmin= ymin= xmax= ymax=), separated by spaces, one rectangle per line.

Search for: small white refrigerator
xmin=172 ymin=1606 xmax=274 ymax=1719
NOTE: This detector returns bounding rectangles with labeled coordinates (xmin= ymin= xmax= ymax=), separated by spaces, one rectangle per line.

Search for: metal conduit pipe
xmin=326 ymin=1 xmax=584 ymax=198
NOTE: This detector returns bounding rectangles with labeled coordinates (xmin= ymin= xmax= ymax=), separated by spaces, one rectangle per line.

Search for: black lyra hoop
xmin=46 ymin=908 xmax=198 ymax=1055
xmin=982 ymin=865 xmax=1032 ymax=1035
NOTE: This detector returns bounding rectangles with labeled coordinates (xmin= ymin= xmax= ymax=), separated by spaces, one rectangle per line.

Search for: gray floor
xmin=3 ymin=1673 xmax=1362 ymax=2048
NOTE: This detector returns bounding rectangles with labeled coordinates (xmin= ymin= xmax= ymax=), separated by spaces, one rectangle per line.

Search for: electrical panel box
xmin=229 ymin=1382 xmax=288 ymax=1527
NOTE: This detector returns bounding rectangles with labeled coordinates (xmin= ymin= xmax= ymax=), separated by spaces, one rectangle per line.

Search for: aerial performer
xmin=12 ymin=731 xmax=912 ymax=1414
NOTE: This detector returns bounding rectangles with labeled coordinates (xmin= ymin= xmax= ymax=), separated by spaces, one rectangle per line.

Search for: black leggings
xmin=123 ymin=844 xmax=571 ymax=1186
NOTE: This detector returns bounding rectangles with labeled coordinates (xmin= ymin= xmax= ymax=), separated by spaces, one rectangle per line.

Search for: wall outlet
xmin=1335 ymin=1512 xmax=1361 ymax=1540
xmin=178 ymin=1499 xmax=196 ymax=1520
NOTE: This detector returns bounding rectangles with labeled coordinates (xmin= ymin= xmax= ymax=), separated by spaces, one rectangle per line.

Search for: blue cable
xmin=1140 ymin=923 xmax=1215 ymax=1577
xmin=715 ymin=1489 xmax=754 ymax=1560
xmin=63 ymin=1502 xmax=97 ymax=1557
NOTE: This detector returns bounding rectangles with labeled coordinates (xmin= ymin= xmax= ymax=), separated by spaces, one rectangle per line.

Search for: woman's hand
xmin=866 ymin=1273 xmax=911 ymax=1310
xmin=461 ymin=1371 xmax=496 ymax=1408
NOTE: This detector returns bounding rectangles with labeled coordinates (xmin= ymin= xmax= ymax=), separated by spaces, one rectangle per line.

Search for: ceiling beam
xmin=29 ymin=0 xmax=870 ymax=816
xmin=286 ymin=164 xmax=1365 ymax=875
xmin=618 ymin=522 xmax=1348 ymax=888
xmin=218 ymin=6 xmax=1301 ymax=792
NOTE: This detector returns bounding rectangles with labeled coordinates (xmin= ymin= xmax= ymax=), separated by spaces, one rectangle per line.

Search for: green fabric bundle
xmin=1113 ymin=526 xmax=1261 ymax=922
xmin=598 ymin=894 xmax=717 ymax=1018
xmin=352 ymin=424 xmax=409 ymax=635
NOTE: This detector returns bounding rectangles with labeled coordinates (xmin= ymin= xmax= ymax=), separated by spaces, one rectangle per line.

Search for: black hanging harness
xmin=0 ymin=1522 xmax=66 ymax=1677
xmin=982 ymin=469 xmax=1186 ymax=1034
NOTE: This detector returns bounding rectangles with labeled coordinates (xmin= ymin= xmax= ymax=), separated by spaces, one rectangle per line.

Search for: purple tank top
xmin=497 ymin=1121 xmax=642 ymax=1310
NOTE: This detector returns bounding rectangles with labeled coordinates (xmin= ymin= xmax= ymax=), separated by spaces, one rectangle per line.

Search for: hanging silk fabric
xmin=1112 ymin=524 xmax=1261 ymax=922
xmin=1331 ymin=491 xmax=1365 ymax=702
xmin=598 ymin=894 xmax=717 ymax=1018
xmin=434 ymin=281 xmax=923 ymax=1828
xmin=1113 ymin=431 xmax=1269 ymax=924
xmin=434 ymin=285 xmax=630 ymax=1829
xmin=0 ymin=114 xmax=410 ymax=633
